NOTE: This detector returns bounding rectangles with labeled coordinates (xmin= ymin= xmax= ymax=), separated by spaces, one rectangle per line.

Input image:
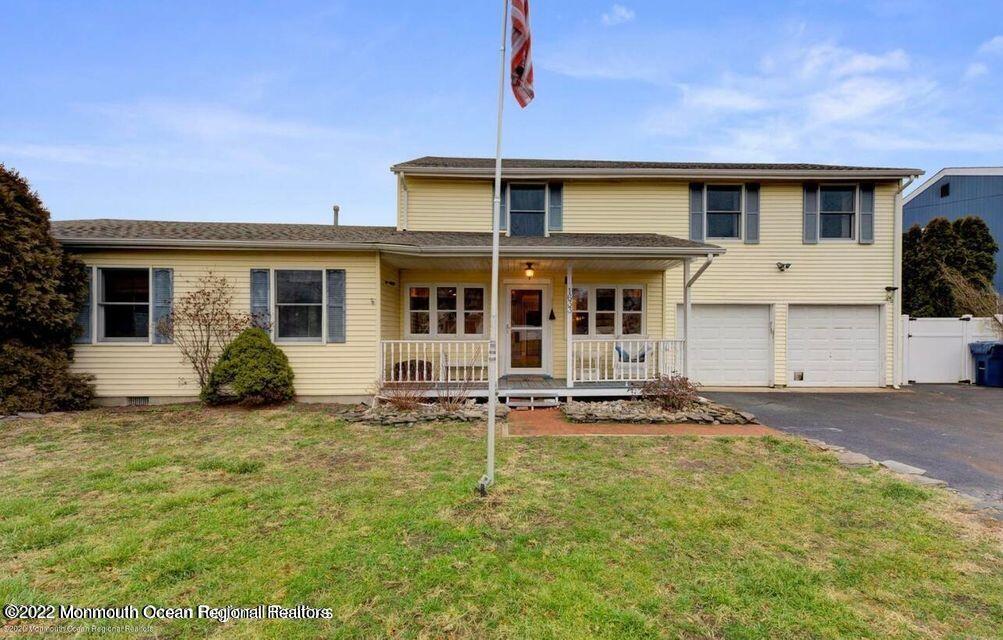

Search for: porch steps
xmin=503 ymin=391 xmax=562 ymax=410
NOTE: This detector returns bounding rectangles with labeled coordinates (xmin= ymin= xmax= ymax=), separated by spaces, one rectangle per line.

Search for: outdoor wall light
xmin=524 ymin=262 xmax=535 ymax=278
xmin=776 ymin=262 xmax=792 ymax=272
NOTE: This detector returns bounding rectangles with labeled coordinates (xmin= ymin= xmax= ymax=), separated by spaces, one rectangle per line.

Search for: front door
xmin=505 ymin=286 xmax=547 ymax=375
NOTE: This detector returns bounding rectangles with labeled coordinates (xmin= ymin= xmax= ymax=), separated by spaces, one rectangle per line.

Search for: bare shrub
xmin=943 ymin=267 xmax=1003 ymax=338
xmin=157 ymin=272 xmax=255 ymax=392
xmin=636 ymin=374 xmax=699 ymax=411
xmin=435 ymin=376 xmax=471 ymax=411
xmin=377 ymin=381 xmax=430 ymax=411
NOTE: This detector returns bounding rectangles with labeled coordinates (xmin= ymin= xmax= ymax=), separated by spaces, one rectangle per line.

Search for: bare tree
xmin=943 ymin=267 xmax=1003 ymax=339
xmin=158 ymin=272 xmax=256 ymax=391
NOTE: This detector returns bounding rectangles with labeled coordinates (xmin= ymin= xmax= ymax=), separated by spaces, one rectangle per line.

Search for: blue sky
xmin=2 ymin=0 xmax=1002 ymax=226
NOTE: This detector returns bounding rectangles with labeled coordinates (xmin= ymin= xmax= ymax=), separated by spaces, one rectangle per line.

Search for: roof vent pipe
xmin=332 ymin=204 xmax=340 ymax=226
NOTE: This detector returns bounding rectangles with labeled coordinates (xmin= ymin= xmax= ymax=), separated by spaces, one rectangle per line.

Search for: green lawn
xmin=1 ymin=407 xmax=1001 ymax=639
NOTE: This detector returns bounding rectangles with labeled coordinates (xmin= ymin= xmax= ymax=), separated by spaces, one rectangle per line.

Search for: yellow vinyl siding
xmin=392 ymin=267 xmax=664 ymax=380
xmin=72 ymin=250 xmax=381 ymax=399
xmin=381 ymin=261 xmax=401 ymax=340
xmin=562 ymin=180 xmax=688 ymax=235
xmin=401 ymin=177 xmax=493 ymax=231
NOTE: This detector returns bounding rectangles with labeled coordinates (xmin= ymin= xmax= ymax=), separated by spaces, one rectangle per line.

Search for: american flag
xmin=510 ymin=0 xmax=534 ymax=107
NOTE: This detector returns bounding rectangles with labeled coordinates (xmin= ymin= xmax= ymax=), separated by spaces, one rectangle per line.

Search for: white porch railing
xmin=571 ymin=339 xmax=684 ymax=384
xmin=381 ymin=340 xmax=490 ymax=384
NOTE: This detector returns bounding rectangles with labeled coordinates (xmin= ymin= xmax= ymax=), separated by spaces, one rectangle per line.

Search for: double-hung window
xmin=508 ymin=184 xmax=547 ymax=237
xmin=275 ymin=270 xmax=323 ymax=340
xmin=98 ymin=268 xmax=151 ymax=341
xmin=706 ymin=185 xmax=743 ymax=239
xmin=570 ymin=285 xmax=644 ymax=336
xmin=819 ymin=186 xmax=856 ymax=240
xmin=408 ymin=285 xmax=486 ymax=337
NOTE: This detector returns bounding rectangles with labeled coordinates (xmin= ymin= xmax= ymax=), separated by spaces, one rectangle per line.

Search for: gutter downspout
xmin=892 ymin=175 xmax=917 ymax=388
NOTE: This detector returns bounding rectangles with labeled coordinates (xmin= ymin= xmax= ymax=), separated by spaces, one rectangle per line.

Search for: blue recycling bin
xmin=969 ymin=342 xmax=1003 ymax=387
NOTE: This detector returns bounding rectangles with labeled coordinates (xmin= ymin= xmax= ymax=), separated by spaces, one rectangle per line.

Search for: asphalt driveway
xmin=706 ymin=385 xmax=1003 ymax=507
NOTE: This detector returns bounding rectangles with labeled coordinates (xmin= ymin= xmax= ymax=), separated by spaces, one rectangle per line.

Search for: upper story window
xmin=819 ymin=186 xmax=856 ymax=240
xmin=98 ymin=268 xmax=150 ymax=341
xmin=940 ymin=182 xmax=950 ymax=198
xmin=570 ymin=285 xmax=644 ymax=337
xmin=408 ymin=285 xmax=486 ymax=337
xmin=706 ymin=185 xmax=743 ymax=239
xmin=275 ymin=269 xmax=323 ymax=341
xmin=509 ymin=185 xmax=547 ymax=236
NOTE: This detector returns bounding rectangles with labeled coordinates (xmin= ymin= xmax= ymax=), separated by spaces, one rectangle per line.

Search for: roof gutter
xmin=54 ymin=236 xmax=725 ymax=258
xmin=391 ymin=166 xmax=923 ymax=181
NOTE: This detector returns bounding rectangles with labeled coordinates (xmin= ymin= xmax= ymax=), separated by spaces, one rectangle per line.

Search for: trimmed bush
xmin=202 ymin=328 xmax=295 ymax=406
xmin=636 ymin=374 xmax=698 ymax=411
xmin=0 ymin=341 xmax=94 ymax=414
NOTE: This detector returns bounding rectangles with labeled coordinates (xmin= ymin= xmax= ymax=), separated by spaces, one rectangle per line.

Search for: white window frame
xmin=506 ymin=183 xmax=551 ymax=238
xmin=569 ymin=284 xmax=646 ymax=338
xmin=404 ymin=284 xmax=487 ymax=338
xmin=96 ymin=266 xmax=153 ymax=344
xmin=273 ymin=268 xmax=326 ymax=343
xmin=704 ymin=184 xmax=744 ymax=241
xmin=817 ymin=184 xmax=859 ymax=242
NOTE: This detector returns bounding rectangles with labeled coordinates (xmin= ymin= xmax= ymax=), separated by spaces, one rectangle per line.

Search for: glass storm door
xmin=507 ymin=287 xmax=545 ymax=373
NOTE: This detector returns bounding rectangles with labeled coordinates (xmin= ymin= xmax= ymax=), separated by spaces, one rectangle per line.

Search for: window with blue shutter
xmin=74 ymin=267 xmax=93 ymax=344
xmin=744 ymin=183 xmax=760 ymax=244
xmin=152 ymin=268 xmax=174 ymax=344
xmin=250 ymin=269 xmax=271 ymax=330
xmin=326 ymin=269 xmax=346 ymax=343
xmin=548 ymin=183 xmax=563 ymax=231
xmin=803 ymin=183 xmax=819 ymax=244
xmin=859 ymin=183 xmax=874 ymax=244
xmin=689 ymin=183 xmax=705 ymax=241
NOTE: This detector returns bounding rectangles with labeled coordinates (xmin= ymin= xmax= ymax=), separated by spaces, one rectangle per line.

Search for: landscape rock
xmin=562 ymin=399 xmax=758 ymax=425
xmin=904 ymin=475 xmax=947 ymax=487
xmin=881 ymin=460 xmax=927 ymax=476
xmin=835 ymin=450 xmax=874 ymax=466
xmin=343 ymin=401 xmax=509 ymax=426
xmin=16 ymin=412 xmax=44 ymax=419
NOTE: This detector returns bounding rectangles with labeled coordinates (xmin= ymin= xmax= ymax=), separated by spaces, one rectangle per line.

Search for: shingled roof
xmin=391 ymin=156 xmax=922 ymax=179
xmin=51 ymin=219 xmax=722 ymax=257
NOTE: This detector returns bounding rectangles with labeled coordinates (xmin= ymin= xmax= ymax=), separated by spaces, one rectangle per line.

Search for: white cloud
xmin=798 ymin=44 xmax=910 ymax=78
xmin=601 ymin=4 xmax=635 ymax=27
xmin=682 ymin=86 xmax=769 ymax=111
xmin=978 ymin=35 xmax=1003 ymax=54
xmin=964 ymin=62 xmax=989 ymax=79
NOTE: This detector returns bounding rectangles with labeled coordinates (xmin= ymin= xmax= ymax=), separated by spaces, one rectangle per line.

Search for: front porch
xmin=377 ymin=245 xmax=720 ymax=402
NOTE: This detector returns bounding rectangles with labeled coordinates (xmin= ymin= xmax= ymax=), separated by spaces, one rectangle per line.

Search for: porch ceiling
xmin=379 ymin=254 xmax=685 ymax=271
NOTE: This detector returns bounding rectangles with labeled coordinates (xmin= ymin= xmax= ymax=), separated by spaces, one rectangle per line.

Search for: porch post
xmin=566 ymin=263 xmax=574 ymax=389
xmin=682 ymin=259 xmax=692 ymax=378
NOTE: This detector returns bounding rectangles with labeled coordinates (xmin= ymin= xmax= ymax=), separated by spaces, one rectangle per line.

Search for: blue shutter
xmin=74 ymin=267 xmax=93 ymax=344
xmin=493 ymin=181 xmax=508 ymax=231
xmin=859 ymin=183 xmax=874 ymax=244
xmin=152 ymin=268 xmax=173 ymax=344
xmin=326 ymin=269 xmax=346 ymax=343
xmin=744 ymin=183 xmax=760 ymax=244
xmin=803 ymin=183 xmax=818 ymax=244
xmin=548 ymin=182 xmax=563 ymax=231
xmin=689 ymin=183 xmax=704 ymax=241
xmin=250 ymin=269 xmax=271 ymax=330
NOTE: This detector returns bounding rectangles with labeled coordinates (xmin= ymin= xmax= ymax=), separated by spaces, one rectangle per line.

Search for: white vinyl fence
xmin=902 ymin=315 xmax=1000 ymax=384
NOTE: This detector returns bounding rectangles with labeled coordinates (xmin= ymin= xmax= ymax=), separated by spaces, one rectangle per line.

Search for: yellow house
xmin=53 ymin=156 xmax=922 ymax=405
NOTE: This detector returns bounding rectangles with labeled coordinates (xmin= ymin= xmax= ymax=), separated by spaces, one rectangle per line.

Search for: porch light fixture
xmin=524 ymin=262 xmax=535 ymax=278
xmin=776 ymin=262 xmax=792 ymax=272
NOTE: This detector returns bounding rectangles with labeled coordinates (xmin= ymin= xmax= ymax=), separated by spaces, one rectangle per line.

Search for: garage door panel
xmin=679 ymin=304 xmax=771 ymax=386
xmin=789 ymin=305 xmax=881 ymax=387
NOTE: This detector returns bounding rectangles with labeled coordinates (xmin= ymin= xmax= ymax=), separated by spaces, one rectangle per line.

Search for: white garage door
xmin=679 ymin=304 xmax=771 ymax=386
xmin=788 ymin=305 xmax=881 ymax=387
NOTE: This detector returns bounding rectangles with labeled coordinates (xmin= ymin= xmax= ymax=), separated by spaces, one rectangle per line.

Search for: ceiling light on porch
xmin=524 ymin=262 xmax=535 ymax=278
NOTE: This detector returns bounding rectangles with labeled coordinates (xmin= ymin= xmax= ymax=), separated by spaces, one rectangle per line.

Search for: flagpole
xmin=479 ymin=0 xmax=508 ymax=494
